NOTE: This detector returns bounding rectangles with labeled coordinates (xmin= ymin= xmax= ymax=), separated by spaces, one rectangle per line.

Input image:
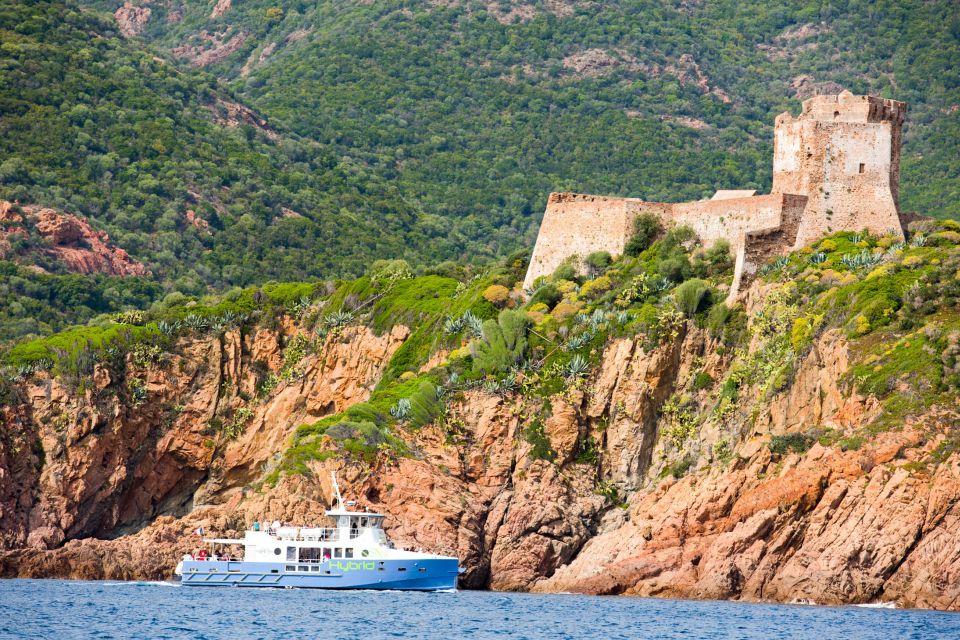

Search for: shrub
xmin=368 ymin=259 xmax=413 ymax=283
xmin=408 ymin=382 xmax=443 ymax=428
xmin=819 ymin=239 xmax=838 ymax=252
xmin=768 ymin=433 xmax=813 ymax=456
xmin=693 ymin=371 xmax=713 ymax=390
xmin=471 ymin=309 xmax=531 ymax=374
xmin=701 ymin=239 xmax=733 ymax=275
xmin=483 ymin=284 xmax=511 ymax=307
xmin=674 ymin=278 xmax=711 ymax=317
xmin=552 ymin=301 xmax=581 ymax=321
xmin=529 ymin=283 xmax=561 ymax=308
xmin=791 ymin=316 xmax=814 ymax=351
xmin=585 ymin=251 xmax=612 ymax=274
xmin=658 ymin=255 xmax=692 ymax=283
xmin=551 ymin=261 xmax=578 ymax=283
xmin=624 ymin=213 xmax=662 ymax=257
xmin=580 ymin=275 xmax=612 ymax=300
xmin=903 ymin=255 xmax=923 ymax=269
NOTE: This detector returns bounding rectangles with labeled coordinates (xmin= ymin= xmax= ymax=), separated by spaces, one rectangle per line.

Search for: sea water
xmin=1 ymin=579 xmax=958 ymax=639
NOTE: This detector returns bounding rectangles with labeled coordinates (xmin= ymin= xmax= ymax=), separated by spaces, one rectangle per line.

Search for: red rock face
xmin=0 ymin=201 xmax=148 ymax=276
xmin=1 ymin=292 xmax=959 ymax=610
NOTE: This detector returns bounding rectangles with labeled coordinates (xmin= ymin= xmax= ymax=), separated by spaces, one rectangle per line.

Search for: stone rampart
xmin=523 ymin=91 xmax=907 ymax=300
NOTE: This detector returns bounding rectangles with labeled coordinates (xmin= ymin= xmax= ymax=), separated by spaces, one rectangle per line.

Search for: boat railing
xmin=267 ymin=527 xmax=341 ymax=542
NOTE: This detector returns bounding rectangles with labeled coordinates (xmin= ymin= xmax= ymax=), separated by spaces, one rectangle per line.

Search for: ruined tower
xmin=772 ymin=90 xmax=907 ymax=247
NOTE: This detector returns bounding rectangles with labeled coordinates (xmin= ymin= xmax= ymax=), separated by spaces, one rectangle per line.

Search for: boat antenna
xmin=331 ymin=471 xmax=344 ymax=511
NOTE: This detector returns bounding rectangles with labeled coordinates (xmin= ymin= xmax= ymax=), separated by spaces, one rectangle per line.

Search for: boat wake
xmin=854 ymin=602 xmax=896 ymax=609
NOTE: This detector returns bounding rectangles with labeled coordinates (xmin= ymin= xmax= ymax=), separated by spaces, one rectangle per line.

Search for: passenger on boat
xmin=253 ymin=520 xmax=260 ymax=532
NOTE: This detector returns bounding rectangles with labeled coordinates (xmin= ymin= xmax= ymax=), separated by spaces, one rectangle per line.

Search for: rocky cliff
xmin=1 ymin=229 xmax=959 ymax=610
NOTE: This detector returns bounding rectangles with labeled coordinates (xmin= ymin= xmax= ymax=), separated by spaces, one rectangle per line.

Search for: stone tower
xmin=772 ymin=90 xmax=907 ymax=247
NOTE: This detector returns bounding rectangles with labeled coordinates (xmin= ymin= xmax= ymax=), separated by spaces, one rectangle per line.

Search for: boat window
xmin=299 ymin=566 xmax=309 ymax=572
xmin=299 ymin=547 xmax=326 ymax=563
xmin=271 ymin=569 xmax=279 ymax=574
xmin=274 ymin=548 xmax=281 ymax=556
xmin=419 ymin=568 xmax=427 ymax=572
xmin=286 ymin=566 xmax=296 ymax=572
xmin=345 ymin=548 xmax=354 ymax=559
xmin=286 ymin=546 xmax=296 ymax=561
xmin=398 ymin=567 xmax=407 ymax=572
xmin=359 ymin=517 xmax=368 ymax=528
xmin=334 ymin=548 xmax=343 ymax=558
xmin=361 ymin=550 xmax=369 ymax=558
xmin=311 ymin=566 xmax=320 ymax=572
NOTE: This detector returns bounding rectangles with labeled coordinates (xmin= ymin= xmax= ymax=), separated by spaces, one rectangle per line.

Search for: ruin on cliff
xmin=523 ymin=91 xmax=908 ymax=299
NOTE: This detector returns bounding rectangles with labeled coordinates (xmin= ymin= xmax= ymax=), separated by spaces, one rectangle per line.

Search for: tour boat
xmin=174 ymin=474 xmax=462 ymax=591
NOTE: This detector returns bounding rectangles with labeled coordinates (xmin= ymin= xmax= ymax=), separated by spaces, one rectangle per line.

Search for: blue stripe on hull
xmin=180 ymin=558 xmax=459 ymax=591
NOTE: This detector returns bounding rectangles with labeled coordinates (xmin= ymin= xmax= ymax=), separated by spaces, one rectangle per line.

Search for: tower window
xmin=833 ymin=111 xmax=840 ymax=119
xmin=858 ymin=163 xmax=865 ymax=174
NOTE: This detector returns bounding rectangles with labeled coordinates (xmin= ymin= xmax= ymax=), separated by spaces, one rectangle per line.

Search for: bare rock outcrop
xmin=0 ymin=201 xmax=147 ymax=276
xmin=115 ymin=2 xmax=151 ymax=38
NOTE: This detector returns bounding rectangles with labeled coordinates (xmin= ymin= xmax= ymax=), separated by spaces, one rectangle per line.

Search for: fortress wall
xmin=670 ymin=194 xmax=790 ymax=252
xmin=522 ymin=93 xmax=907 ymax=300
xmin=523 ymin=193 xmax=629 ymax=288
xmin=729 ymin=194 xmax=807 ymax=302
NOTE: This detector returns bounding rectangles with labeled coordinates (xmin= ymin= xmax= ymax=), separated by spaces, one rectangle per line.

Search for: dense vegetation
xmin=2 ymin=0 xmax=959 ymax=347
xmin=89 ymin=0 xmax=960 ymax=224
xmin=0 ymin=1 xmax=427 ymax=296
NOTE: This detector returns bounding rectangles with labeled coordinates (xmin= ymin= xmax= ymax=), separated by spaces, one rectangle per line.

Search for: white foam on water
xmin=854 ymin=602 xmax=896 ymax=609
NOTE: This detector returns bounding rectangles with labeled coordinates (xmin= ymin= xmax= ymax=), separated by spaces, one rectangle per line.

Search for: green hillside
xmin=0 ymin=0 xmax=428 ymax=296
xmin=1 ymin=0 xmax=958 ymax=344
xmin=87 ymin=0 xmax=960 ymax=228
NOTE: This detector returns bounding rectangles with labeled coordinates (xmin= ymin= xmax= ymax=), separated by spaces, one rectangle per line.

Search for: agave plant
xmin=324 ymin=310 xmax=354 ymax=328
xmin=888 ymin=241 xmax=906 ymax=253
xmin=850 ymin=233 xmax=864 ymax=245
xmin=565 ymin=354 xmax=590 ymax=379
xmin=390 ymin=398 xmax=412 ymax=420
xmin=808 ymin=251 xmax=827 ymax=265
xmin=443 ymin=315 xmax=465 ymax=335
xmin=15 ymin=364 xmax=34 ymax=381
xmin=910 ymin=233 xmax=927 ymax=248
xmin=616 ymin=310 xmax=630 ymax=325
xmin=183 ymin=314 xmax=209 ymax=332
xmin=462 ymin=311 xmax=484 ymax=338
xmin=210 ymin=318 xmax=228 ymax=335
xmin=156 ymin=320 xmax=179 ymax=336
xmin=483 ymin=374 xmax=517 ymax=397
xmin=590 ymin=309 xmax=606 ymax=328
xmin=574 ymin=312 xmax=590 ymax=326
xmin=840 ymin=249 xmax=883 ymax=270
xmin=34 ymin=358 xmax=54 ymax=372
xmin=564 ymin=331 xmax=594 ymax=351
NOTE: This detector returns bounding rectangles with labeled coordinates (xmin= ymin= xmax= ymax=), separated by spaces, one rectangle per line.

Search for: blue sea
xmin=1 ymin=580 xmax=958 ymax=639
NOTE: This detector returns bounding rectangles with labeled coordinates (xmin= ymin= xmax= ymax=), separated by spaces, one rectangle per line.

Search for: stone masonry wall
xmin=773 ymin=91 xmax=906 ymax=247
xmin=523 ymin=192 xmax=806 ymax=295
xmin=523 ymin=92 xmax=906 ymax=299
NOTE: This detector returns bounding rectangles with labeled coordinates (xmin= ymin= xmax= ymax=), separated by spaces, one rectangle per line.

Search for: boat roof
xmin=325 ymin=508 xmax=384 ymax=518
